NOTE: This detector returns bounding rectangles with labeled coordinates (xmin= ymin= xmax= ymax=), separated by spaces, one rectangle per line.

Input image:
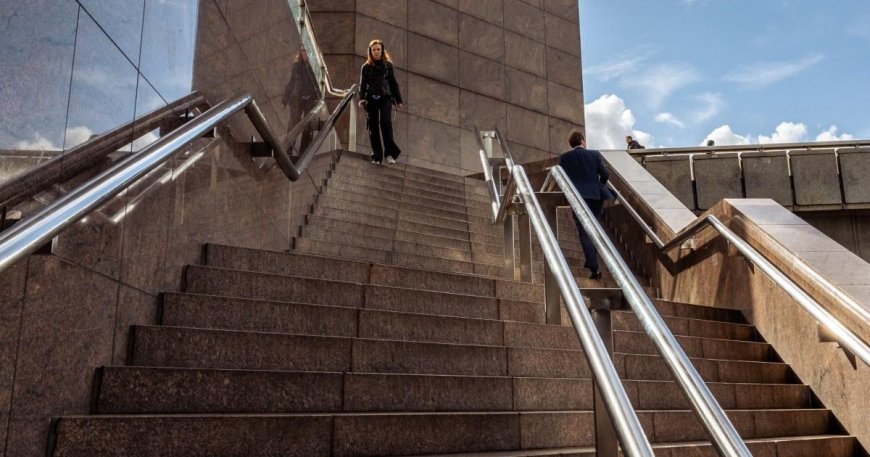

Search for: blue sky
xmin=579 ymin=0 xmax=870 ymax=149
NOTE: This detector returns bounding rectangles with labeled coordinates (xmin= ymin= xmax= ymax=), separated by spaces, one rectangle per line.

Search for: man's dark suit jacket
xmin=558 ymin=146 xmax=614 ymax=200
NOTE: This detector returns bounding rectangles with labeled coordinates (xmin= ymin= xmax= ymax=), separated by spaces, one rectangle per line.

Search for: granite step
xmin=412 ymin=435 xmax=857 ymax=457
xmin=299 ymin=226 xmax=475 ymax=263
xmin=332 ymin=162 xmax=478 ymax=199
xmin=615 ymin=353 xmax=794 ymax=383
xmin=335 ymin=158 xmax=492 ymax=198
xmin=320 ymin=187 xmax=477 ymax=222
xmin=131 ymin=324 xmax=786 ymax=382
xmin=94 ymin=368 xmax=812 ymax=414
xmin=322 ymin=183 xmax=490 ymax=218
xmin=50 ymin=409 xmax=837 ymax=456
xmin=304 ymin=215 xmax=474 ymax=251
xmin=311 ymin=205 xmax=474 ymax=240
xmin=323 ymin=177 xmax=477 ymax=210
xmin=328 ymin=173 xmax=485 ymax=206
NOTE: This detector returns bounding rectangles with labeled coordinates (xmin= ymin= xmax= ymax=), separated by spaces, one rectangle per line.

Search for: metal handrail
xmin=545 ymin=167 xmax=752 ymax=457
xmin=606 ymin=181 xmax=870 ymax=367
xmin=0 ymin=92 xmax=208 ymax=210
xmin=0 ymin=88 xmax=356 ymax=275
xmin=627 ymin=138 xmax=870 ymax=158
xmin=480 ymin=133 xmax=654 ymax=455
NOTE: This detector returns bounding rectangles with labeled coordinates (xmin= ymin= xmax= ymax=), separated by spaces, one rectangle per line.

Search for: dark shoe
xmin=589 ymin=270 xmax=602 ymax=280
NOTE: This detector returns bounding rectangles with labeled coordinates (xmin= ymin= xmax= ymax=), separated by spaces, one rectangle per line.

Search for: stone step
xmin=615 ymin=353 xmax=793 ymax=383
xmin=300 ymin=226 xmax=475 ymax=263
xmin=613 ymin=310 xmax=758 ymax=341
xmin=653 ymin=299 xmax=747 ymax=324
xmin=315 ymin=197 xmax=472 ymax=232
xmin=329 ymin=170 xmax=489 ymax=204
xmin=320 ymin=187 xmax=477 ymax=222
xmin=95 ymin=368 xmax=812 ymax=414
xmin=50 ymin=409 xmax=836 ymax=456
xmin=131 ymin=324 xmax=786 ymax=383
xmin=322 ymin=183 xmax=490 ymax=219
xmin=330 ymin=164 xmax=483 ymax=200
xmin=338 ymin=153 xmax=468 ymax=186
xmin=411 ymin=435 xmax=857 ymax=457
xmin=305 ymin=215 xmax=474 ymax=251
xmin=328 ymin=173 xmax=485 ymax=207
xmin=335 ymin=159 xmax=492 ymax=199
xmin=311 ymin=205 xmax=474 ymax=240
xmin=183 ymin=265 xmax=367 ymax=308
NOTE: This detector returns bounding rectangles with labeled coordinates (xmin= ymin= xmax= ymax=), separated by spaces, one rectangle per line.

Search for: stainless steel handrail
xmin=473 ymin=127 xmax=502 ymax=220
xmin=0 ymin=88 xmax=356 ymax=274
xmin=546 ymin=167 xmax=752 ymax=457
xmin=0 ymin=92 xmax=209 ymax=210
xmin=481 ymin=133 xmax=654 ymax=455
xmin=627 ymin=138 xmax=870 ymax=158
xmin=606 ymin=181 xmax=870 ymax=367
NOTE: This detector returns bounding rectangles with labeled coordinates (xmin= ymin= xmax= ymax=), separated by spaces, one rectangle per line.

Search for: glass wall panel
xmin=0 ymin=1 xmax=78 ymax=168
xmin=78 ymin=0 xmax=145 ymax=64
xmin=139 ymin=0 xmax=198 ymax=101
xmin=63 ymin=11 xmax=139 ymax=151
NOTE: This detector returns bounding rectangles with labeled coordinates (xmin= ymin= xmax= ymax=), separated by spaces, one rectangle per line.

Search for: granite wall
xmin=309 ymin=0 xmax=585 ymax=175
xmin=0 ymin=1 xmax=338 ymax=455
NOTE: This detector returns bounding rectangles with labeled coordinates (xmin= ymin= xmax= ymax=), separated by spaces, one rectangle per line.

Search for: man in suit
xmin=559 ymin=131 xmax=613 ymax=279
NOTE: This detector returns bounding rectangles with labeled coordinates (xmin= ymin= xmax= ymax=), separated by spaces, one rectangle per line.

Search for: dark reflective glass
xmin=140 ymin=0 xmax=198 ymax=101
xmin=63 ymin=11 xmax=139 ymax=151
xmin=78 ymin=0 xmax=145 ymax=64
xmin=0 ymin=1 xmax=78 ymax=156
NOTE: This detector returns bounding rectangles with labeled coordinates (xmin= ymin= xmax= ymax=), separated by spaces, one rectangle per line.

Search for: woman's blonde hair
xmin=365 ymin=39 xmax=392 ymax=65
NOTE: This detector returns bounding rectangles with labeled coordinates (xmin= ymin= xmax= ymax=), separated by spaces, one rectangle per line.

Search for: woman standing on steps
xmin=358 ymin=39 xmax=404 ymax=165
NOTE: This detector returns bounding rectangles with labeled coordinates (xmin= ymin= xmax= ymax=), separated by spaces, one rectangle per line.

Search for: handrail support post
xmin=518 ymin=213 xmax=533 ymax=283
xmin=592 ymin=308 xmax=619 ymax=457
xmin=541 ymin=204 xmax=560 ymax=324
xmin=504 ymin=213 xmax=517 ymax=280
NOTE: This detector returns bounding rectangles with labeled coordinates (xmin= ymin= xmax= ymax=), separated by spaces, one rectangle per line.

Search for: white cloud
xmin=64 ymin=126 xmax=96 ymax=148
xmin=586 ymin=47 xmax=654 ymax=82
xmin=15 ymin=135 xmax=60 ymax=151
xmin=692 ymin=92 xmax=724 ymax=123
xmin=816 ymin=125 xmax=854 ymax=142
xmin=725 ymin=54 xmax=824 ymax=87
xmin=654 ymin=112 xmax=685 ymax=128
xmin=702 ymin=125 xmax=752 ymax=146
xmin=584 ymin=94 xmax=651 ymax=150
xmin=622 ymin=63 xmax=700 ymax=109
xmin=758 ymin=122 xmax=807 ymax=144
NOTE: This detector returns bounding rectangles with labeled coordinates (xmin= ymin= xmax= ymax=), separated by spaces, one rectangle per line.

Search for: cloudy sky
xmin=579 ymin=0 xmax=870 ymax=149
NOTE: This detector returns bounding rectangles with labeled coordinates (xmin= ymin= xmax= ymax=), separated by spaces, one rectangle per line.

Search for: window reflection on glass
xmin=140 ymin=0 xmax=198 ymax=101
xmin=131 ymin=77 xmax=167 ymax=152
xmin=64 ymin=11 xmax=138 ymax=151
xmin=78 ymin=0 xmax=145 ymax=64
xmin=0 ymin=1 xmax=78 ymax=153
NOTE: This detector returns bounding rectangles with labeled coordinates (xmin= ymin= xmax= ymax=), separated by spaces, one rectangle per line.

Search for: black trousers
xmin=572 ymin=198 xmax=604 ymax=272
xmin=365 ymin=98 xmax=401 ymax=162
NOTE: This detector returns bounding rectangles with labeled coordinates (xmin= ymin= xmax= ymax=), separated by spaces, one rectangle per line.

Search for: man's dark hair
xmin=569 ymin=131 xmax=585 ymax=148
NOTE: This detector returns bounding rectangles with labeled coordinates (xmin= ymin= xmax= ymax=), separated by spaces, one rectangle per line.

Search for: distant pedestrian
xmin=625 ymin=135 xmax=644 ymax=150
xmin=559 ymin=131 xmax=614 ymax=280
xmin=358 ymin=39 xmax=404 ymax=165
xmin=706 ymin=139 xmax=715 ymax=147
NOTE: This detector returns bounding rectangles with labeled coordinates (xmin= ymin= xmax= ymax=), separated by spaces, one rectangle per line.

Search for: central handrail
xmin=478 ymin=131 xmax=655 ymax=456
xmin=0 ymin=87 xmax=356 ymax=275
xmin=477 ymin=129 xmax=753 ymax=456
xmin=543 ymin=168 xmax=752 ymax=457
xmin=604 ymin=181 xmax=870 ymax=368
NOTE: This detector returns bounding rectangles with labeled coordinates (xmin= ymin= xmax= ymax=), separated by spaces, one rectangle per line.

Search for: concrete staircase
xmin=49 ymin=152 xmax=861 ymax=456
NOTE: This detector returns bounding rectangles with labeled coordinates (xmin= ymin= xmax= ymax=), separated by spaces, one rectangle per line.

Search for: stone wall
xmin=310 ymin=0 xmax=585 ymax=175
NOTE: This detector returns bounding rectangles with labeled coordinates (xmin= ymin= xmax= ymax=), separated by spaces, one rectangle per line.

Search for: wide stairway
xmin=49 ymin=152 xmax=861 ymax=456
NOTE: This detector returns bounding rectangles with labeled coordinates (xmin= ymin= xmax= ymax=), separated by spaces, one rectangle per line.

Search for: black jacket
xmin=558 ymin=147 xmax=614 ymax=201
xmin=359 ymin=61 xmax=402 ymax=104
